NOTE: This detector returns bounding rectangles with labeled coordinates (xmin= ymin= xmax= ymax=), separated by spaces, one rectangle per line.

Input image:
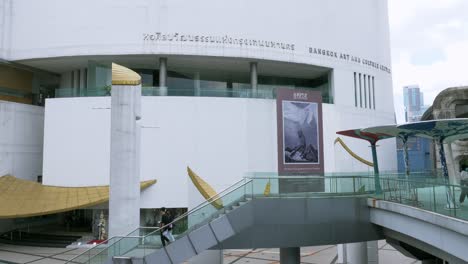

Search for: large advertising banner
xmin=276 ymin=89 xmax=324 ymax=192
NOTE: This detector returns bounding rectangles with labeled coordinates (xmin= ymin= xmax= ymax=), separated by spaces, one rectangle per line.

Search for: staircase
xmin=0 ymin=230 xmax=81 ymax=248
xmin=132 ymin=198 xmax=250 ymax=264
xmin=68 ymin=178 xmax=253 ymax=264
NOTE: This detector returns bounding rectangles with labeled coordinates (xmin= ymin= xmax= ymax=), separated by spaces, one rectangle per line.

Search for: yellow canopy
xmin=0 ymin=175 xmax=156 ymax=219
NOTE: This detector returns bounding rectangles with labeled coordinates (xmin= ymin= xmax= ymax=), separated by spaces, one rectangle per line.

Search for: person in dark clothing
xmin=459 ymin=168 xmax=468 ymax=203
xmin=160 ymin=207 xmax=171 ymax=246
xmin=165 ymin=210 xmax=175 ymax=242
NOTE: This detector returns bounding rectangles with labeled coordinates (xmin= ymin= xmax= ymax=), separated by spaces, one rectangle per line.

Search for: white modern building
xmin=0 ymin=0 xmax=396 ymax=247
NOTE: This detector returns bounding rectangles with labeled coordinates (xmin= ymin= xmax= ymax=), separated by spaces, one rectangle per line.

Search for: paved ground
xmin=0 ymin=243 xmax=87 ymax=263
xmin=222 ymin=241 xmax=420 ymax=264
xmin=0 ymin=240 xmax=420 ymax=264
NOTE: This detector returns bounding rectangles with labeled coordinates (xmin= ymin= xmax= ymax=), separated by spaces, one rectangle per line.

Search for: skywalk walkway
xmin=66 ymin=175 xmax=468 ymax=264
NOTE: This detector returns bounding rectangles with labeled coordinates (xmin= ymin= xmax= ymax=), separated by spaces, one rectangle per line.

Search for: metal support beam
xmin=371 ymin=143 xmax=382 ymax=195
xmin=437 ymin=138 xmax=458 ymax=209
xmin=401 ymin=135 xmax=410 ymax=177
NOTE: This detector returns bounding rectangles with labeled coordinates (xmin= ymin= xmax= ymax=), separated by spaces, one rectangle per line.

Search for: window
xmin=372 ymin=76 xmax=375 ymax=109
xmin=368 ymin=75 xmax=371 ymax=109
xmin=363 ymin=74 xmax=367 ymax=108
xmin=359 ymin=73 xmax=362 ymax=108
xmin=354 ymin=72 xmax=357 ymax=107
xmin=354 ymin=72 xmax=375 ymax=110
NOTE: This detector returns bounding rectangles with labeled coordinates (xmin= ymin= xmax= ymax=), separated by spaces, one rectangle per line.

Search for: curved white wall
xmin=4 ymin=0 xmax=394 ymax=113
xmin=43 ymin=97 xmax=396 ymax=208
xmin=7 ymin=0 xmax=390 ymax=63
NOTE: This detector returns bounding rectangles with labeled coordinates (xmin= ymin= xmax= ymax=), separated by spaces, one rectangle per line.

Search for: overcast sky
xmin=388 ymin=0 xmax=468 ymax=123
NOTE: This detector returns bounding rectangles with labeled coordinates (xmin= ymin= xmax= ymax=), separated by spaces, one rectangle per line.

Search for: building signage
xmin=308 ymin=47 xmax=392 ymax=74
xmin=143 ymin=32 xmax=295 ymax=51
xmin=143 ymin=32 xmax=392 ymax=74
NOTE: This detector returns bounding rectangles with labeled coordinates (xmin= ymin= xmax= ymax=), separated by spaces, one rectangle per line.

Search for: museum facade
xmin=0 ymin=0 xmax=396 ymax=219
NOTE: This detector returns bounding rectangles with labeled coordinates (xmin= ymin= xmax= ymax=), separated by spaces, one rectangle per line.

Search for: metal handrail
xmin=245 ymin=175 xmax=375 ymax=179
xmin=142 ymin=179 xmax=252 ymax=239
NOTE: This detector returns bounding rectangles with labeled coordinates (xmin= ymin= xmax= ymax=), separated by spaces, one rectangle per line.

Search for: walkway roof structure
xmin=336 ymin=129 xmax=394 ymax=144
xmin=399 ymin=119 xmax=468 ymax=143
xmin=0 ymin=175 xmax=156 ymax=218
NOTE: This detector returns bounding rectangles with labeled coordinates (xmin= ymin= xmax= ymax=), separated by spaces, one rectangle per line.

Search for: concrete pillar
xmin=347 ymin=242 xmax=368 ymax=264
xmin=280 ymin=247 xmax=300 ymax=264
xmin=367 ymin=240 xmax=379 ymax=264
xmin=109 ymin=67 xmax=142 ymax=238
xmin=159 ymin=57 xmax=168 ymax=96
xmin=194 ymin=72 xmax=201 ymax=96
xmin=337 ymin=244 xmax=347 ymax=263
xmin=250 ymin=62 xmax=258 ymax=93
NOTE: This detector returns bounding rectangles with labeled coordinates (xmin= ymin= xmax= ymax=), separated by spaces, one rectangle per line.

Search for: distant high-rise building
xmin=398 ymin=85 xmax=432 ymax=173
xmin=403 ymin=85 xmax=426 ymax=122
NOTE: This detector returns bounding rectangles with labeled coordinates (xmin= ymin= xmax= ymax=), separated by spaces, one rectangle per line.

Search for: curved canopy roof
xmin=362 ymin=125 xmax=427 ymax=140
xmin=336 ymin=129 xmax=395 ymax=144
xmin=339 ymin=119 xmax=468 ymax=144
xmin=399 ymin=119 xmax=468 ymax=143
xmin=0 ymin=175 xmax=156 ymax=219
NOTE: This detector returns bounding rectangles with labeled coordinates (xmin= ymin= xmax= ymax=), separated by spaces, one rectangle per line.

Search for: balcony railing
xmin=54 ymin=86 xmax=334 ymax=103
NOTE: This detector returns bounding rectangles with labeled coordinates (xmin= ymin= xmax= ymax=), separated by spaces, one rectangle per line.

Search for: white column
xmin=194 ymin=71 xmax=201 ymax=96
xmin=109 ymin=84 xmax=142 ymax=238
xmin=347 ymin=242 xmax=368 ymax=264
xmin=80 ymin=68 xmax=87 ymax=96
xmin=159 ymin=57 xmax=168 ymax=96
xmin=250 ymin=62 xmax=258 ymax=93
xmin=280 ymin=247 xmax=300 ymax=264
xmin=73 ymin=70 xmax=80 ymax=96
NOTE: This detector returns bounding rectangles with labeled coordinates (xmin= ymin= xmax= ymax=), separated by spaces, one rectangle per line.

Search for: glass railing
xmin=247 ymin=173 xmax=468 ymax=221
xmin=377 ymin=176 xmax=464 ymax=219
xmin=55 ymin=87 xmax=110 ymax=98
xmin=67 ymin=178 xmax=251 ymax=264
xmin=54 ymin=86 xmax=334 ymax=103
xmin=121 ymin=178 xmax=252 ymax=259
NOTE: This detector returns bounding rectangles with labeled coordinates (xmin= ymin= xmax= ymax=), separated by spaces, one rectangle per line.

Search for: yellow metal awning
xmin=187 ymin=167 xmax=223 ymax=209
xmin=0 ymin=175 xmax=156 ymax=219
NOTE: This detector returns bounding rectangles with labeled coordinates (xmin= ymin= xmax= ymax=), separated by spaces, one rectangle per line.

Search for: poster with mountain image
xmin=283 ymin=101 xmax=319 ymax=164
xmin=276 ymin=88 xmax=324 ymax=176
